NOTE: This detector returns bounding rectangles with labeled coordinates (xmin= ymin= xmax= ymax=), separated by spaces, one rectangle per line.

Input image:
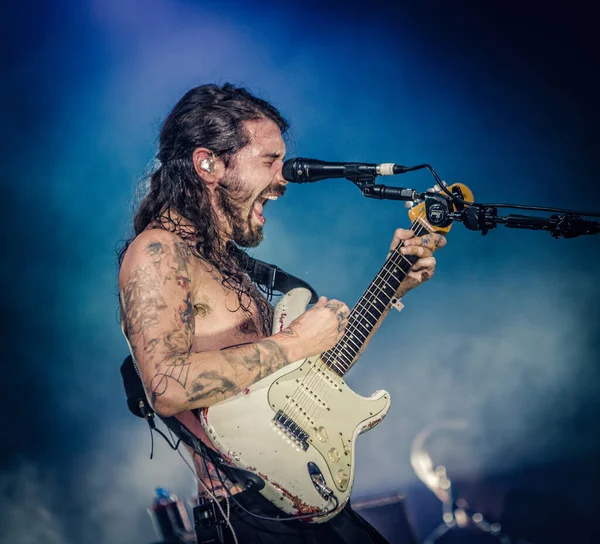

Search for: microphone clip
xmin=360 ymin=183 xmax=417 ymax=202
xmin=344 ymin=164 xmax=379 ymax=185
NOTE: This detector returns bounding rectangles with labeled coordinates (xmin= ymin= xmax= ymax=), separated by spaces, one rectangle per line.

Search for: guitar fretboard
xmin=321 ymin=220 xmax=430 ymax=376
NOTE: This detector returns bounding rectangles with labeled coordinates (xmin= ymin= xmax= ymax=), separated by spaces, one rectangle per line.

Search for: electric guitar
xmin=200 ymin=184 xmax=473 ymax=521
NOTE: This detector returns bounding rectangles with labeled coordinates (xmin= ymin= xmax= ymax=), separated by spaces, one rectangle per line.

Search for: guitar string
xmin=346 ymin=220 xmax=429 ymax=373
xmin=284 ymin=214 xmax=431 ymax=427
xmin=285 ymin=217 xmax=427 ymax=426
xmin=298 ymin=219 xmax=426 ymax=423
xmin=319 ymin=219 xmax=427 ymax=376
xmin=297 ymin=219 xmax=431 ymax=433
xmin=330 ymin=219 xmax=430 ymax=374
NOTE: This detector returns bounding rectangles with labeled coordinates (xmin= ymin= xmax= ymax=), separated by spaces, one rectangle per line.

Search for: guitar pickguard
xmin=202 ymin=355 xmax=390 ymax=521
xmin=268 ymin=357 xmax=389 ymax=492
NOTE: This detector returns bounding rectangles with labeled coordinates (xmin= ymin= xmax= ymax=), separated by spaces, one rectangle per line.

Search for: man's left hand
xmin=388 ymin=228 xmax=447 ymax=298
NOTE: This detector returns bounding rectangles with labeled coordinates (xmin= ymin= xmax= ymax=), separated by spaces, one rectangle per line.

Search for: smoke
xmin=82 ymin=422 xmax=196 ymax=544
xmin=349 ymin=267 xmax=599 ymax=496
xmin=0 ymin=464 xmax=67 ymax=544
xmin=0 ymin=422 xmax=196 ymax=544
xmin=3 ymin=235 xmax=597 ymax=542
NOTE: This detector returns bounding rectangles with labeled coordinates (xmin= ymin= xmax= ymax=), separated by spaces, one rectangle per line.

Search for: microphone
xmin=282 ymin=158 xmax=409 ymax=183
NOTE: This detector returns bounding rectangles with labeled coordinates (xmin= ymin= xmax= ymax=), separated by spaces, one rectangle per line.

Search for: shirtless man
xmin=119 ymin=84 xmax=445 ymax=543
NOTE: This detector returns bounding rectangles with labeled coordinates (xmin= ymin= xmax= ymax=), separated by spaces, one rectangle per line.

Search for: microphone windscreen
xmin=282 ymin=159 xmax=300 ymax=183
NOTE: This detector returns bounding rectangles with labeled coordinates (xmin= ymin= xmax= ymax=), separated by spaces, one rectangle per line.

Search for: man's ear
xmin=192 ymin=148 xmax=225 ymax=190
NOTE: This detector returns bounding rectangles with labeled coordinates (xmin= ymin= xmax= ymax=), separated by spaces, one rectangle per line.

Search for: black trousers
xmin=195 ymin=490 xmax=390 ymax=544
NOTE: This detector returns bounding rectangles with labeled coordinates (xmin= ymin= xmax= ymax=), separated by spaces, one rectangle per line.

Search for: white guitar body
xmin=200 ymin=288 xmax=391 ymax=522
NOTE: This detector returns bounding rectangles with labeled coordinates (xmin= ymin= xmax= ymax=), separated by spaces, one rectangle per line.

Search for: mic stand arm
xmin=352 ymin=177 xmax=600 ymax=239
xmin=454 ymin=206 xmax=600 ymax=239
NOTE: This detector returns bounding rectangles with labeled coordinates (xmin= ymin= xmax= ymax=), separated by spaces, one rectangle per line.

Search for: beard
xmin=215 ymin=170 xmax=270 ymax=248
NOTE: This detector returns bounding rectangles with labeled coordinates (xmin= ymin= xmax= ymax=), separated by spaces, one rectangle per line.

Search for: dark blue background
xmin=2 ymin=2 xmax=599 ymax=543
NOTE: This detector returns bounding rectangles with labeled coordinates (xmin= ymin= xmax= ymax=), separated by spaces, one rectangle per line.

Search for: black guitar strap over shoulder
xmin=232 ymin=246 xmax=319 ymax=304
xmin=119 ymin=252 xmax=318 ymax=488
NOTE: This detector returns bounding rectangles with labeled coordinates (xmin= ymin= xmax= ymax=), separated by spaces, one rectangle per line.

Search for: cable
xmin=152 ymin=426 xmax=182 ymax=451
xmin=148 ymin=423 xmax=155 ymax=459
xmin=204 ymin=454 xmax=232 ymax=535
xmin=170 ymin=429 xmax=239 ymax=544
xmin=147 ymin=414 xmax=340 ymax=524
xmin=212 ymin=459 xmax=341 ymax=522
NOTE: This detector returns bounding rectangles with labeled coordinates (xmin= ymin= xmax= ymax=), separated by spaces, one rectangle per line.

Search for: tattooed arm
xmin=119 ymin=229 xmax=349 ymax=417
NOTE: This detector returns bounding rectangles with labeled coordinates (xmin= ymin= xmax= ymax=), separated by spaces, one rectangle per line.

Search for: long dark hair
xmin=120 ymin=83 xmax=289 ymax=334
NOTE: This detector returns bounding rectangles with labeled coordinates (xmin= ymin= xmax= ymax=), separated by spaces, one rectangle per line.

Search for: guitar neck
xmin=320 ymin=220 xmax=431 ymax=376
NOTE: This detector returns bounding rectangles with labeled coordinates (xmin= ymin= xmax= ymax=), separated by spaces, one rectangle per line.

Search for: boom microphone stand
xmin=341 ymin=163 xmax=600 ymax=239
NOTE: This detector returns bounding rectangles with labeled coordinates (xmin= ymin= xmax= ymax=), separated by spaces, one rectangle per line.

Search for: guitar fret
xmin=356 ymin=300 xmax=381 ymax=322
xmin=389 ymin=256 xmax=416 ymax=275
xmin=323 ymin=345 xmax=352 ymax=363
xmin=355 ymin=312 xmax=375 ymax=332
xmin=364 ymin=290 xmax=387 ymax=313
xmin=374 ymin=275 xmax=399 ymax=298
xmin=330 ymin=343 xmax=356 ymax=364
xmin=342 ymin=331 xmax=362 ymax=352
xmin=372 ymin=282 xmax=393 ymax=301
xmin=326 ymin=359 xmax=347 ymax=374
xmin=346 ymin=322 xmax=367 ymax=340
xmin=327 ymin=341 xmax=359 ymax=370
xmin=340 ymin=324 xmax=366 ymax=348
xmin=351 ymin=319 xmax=371 ymax=342
xmin=333 ymin=335 xmax=359 ymax=356
xmin=375 ymin=271 xmax=399 ymax=291
xmin=332 ymin=346 xmax=356 ymax=368
xmin=321 ymin=355 xmax=348 ymax=375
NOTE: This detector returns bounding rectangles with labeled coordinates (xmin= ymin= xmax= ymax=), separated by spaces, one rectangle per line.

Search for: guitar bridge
xmin=272 ymin=410 xmax=309 ymax=451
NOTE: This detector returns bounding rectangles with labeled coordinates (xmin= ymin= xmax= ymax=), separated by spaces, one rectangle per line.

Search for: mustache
xmin=259 ymin=184 xmax=286 ymax=199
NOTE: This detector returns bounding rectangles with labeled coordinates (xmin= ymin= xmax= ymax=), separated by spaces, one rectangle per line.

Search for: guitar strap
xmin=120 ymin=251 xmax=319 ymax=487
xmin=231 ymin=246 xmax=319 ymax=304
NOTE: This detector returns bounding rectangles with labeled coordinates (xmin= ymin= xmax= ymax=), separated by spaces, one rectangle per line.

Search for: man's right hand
xmin=274 ymin=296 xmax=350 ymax=361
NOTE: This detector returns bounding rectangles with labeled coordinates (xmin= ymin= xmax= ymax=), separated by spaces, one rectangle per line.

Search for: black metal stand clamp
xmin=342 ymin=165 xmax=418 ymax=203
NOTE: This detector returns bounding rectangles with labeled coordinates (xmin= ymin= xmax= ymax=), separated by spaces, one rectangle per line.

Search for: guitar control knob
xmin=335 ymin=470 xmax=349 ymax=486
xmin=327 ymin=448 xmax=340 ymax=463
xmin=316 ymin=426 xmax=329 ymax=443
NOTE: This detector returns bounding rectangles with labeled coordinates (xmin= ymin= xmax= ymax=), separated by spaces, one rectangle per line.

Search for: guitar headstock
xmin=406 ymin=182 xmax=474 ymax=234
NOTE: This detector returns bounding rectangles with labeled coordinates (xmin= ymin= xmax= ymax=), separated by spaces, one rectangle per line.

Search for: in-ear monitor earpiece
xmin=200 ymin=158 xmax=214 ymax=173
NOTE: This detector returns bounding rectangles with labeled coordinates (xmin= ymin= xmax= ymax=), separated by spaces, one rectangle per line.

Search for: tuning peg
xmin=404 ymin=200 xmax=414 ymax=208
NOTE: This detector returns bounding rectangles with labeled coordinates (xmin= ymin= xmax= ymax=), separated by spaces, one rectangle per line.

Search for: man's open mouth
xmin=253 ymin=191 xmax=284 ymax=224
